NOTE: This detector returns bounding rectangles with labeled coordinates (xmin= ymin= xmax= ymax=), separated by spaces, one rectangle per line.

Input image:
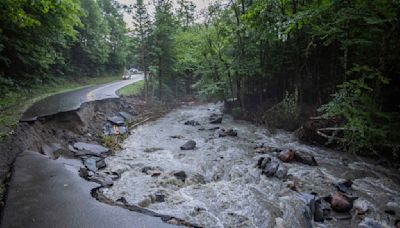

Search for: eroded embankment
xmin=0 ymin=97 xmax=138 ymax=209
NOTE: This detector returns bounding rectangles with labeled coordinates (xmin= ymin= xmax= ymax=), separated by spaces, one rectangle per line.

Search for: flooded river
xmin=101 ymin=103 xmax=399 ymax=227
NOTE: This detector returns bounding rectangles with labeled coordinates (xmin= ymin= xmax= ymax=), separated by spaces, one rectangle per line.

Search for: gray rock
xmin=73 ymin=142 xmax=110 ymax=156
xmin=90 ymin=172 xmax=114 ymax=187
xmin=274 ymin=165 xmax=287 ymax=179
xmin=384 ymin=201 xmax=400 ymax=216
xmin=294 ymin=152 xmax=318 ymax=166
xmin=209 ymin=113 xmax=223 ymax=124
xmin=216 ymin=128 xmax=237 ymax=137
xmin=335 ymin=179 xmax=353 ymax=194
xmin=154 ymin=192 xmax=165 ymax=202
xmin=83 ymin=157 xmax=106 ymax=172
xmin=118 ymin=111 xmax=135 ymax=123
xmin=257 ymin=157 xmax=279 ymax=177
xmin=107 ymin=116 xmax=125 ymax=126
xmin=173 ymin=171 xmax=187 ymax=182
xmin=180 ymin=140 xmax=196 ymax=150
xmin=184 ymin=120 xmax=200 ymax=126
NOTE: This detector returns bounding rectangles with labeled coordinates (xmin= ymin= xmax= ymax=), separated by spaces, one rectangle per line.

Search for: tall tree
xmin=131 ymin=0 xmax=152 ymax=101
xmin=70 ymin=0 xmax=110 ymax=75
xmin=151 ymin=0 xmax=176 ymax=99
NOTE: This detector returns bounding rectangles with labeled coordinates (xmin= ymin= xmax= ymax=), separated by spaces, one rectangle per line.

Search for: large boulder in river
xmin=257 ymin=157 xmax=280 ymax=177
xmin=324 ymin=192 xmax=357 ymax=213
xmin=293 ymin=152 xmax=318 ymax=166
xmin=209 ymin=113 xmax=223 ymax=124
xmin=278 ymin=149 xmax=295 ymax=162
xmin=180 ymin=140 xmax=196 ymax=150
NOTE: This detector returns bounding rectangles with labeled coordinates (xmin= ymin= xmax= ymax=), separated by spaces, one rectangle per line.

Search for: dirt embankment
xmin=0 ymin=96 xmax=153 ymax=207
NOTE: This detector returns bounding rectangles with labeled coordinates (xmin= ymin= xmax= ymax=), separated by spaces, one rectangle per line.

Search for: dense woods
xmin=0 ymin=0 xmax=128 ymax=93
xmin=131 ymin=0 xmax=400 ymax=156
xmin=1 ymin=0 xmax=399 ymax=156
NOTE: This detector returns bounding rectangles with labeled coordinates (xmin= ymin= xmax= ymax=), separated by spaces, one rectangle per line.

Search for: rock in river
xmin=184 ymin=120 xmax=200 ymax=126
xmin=324 ymin=192 xmax=357 ymax=213
xmin=293 ymin=152 xmax=318 ymax=166
xmin=257 ymin=157 xmax=280 ymax=177
xmin=335 ymin=179 xmax=353 ymax=194
xmin=180 ymin=140 xmax=196 ymax=150
xmin=278 ymin=149 xmax=295 ymax=162
xmin=173 ymin=171 xmax=187 ymax=182
xmin=209 ymin=113 xmax=223 ymax=124
xmin=216 ymin=128 xmax=237 ymax=137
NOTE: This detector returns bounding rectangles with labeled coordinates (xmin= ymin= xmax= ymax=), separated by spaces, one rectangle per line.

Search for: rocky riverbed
xmin=97 ymin=103 xmax=400 ymax=228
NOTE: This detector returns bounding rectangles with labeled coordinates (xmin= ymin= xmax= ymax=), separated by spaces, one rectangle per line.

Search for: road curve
xmin=20 ymin=74 xmax=143 ymax=122
xmin=0 ymin=151 xmax=174 ymax=228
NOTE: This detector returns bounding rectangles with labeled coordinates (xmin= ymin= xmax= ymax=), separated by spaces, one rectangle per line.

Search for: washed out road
xmin=20 ymin=74 xmax=143 ymax=122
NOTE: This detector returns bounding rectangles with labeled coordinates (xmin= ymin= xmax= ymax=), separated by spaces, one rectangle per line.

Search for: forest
xmin=1 ymin=0 xmax=399 ymax=157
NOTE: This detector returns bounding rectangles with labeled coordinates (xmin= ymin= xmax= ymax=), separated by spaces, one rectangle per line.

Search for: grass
xmin=117 ymin=80 xmax=144 ymax=97
xmin=0 ymin=75 xmax=121 ymax=139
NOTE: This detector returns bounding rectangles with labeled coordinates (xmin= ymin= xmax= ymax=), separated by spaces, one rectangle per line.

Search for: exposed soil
xmin=0 ymin=96 xmax=159 ymax=212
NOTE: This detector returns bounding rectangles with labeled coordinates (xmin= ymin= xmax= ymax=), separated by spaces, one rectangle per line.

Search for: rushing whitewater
xmin=101 ymin=103 xmax=399 ymax=227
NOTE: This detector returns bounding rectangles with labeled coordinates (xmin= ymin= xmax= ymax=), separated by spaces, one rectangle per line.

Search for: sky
xmin=116 ymin=0 xmax=215 ymax=27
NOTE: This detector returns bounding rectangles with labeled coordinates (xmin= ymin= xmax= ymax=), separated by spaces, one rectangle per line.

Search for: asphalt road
xmin=0 ymin=151 xmax=174 ymax=228
xmin=20 ymin=74 xmax=143 ymax=122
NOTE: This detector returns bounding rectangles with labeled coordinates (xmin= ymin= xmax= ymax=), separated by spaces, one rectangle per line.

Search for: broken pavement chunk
xmin=73 ymin=142 xmax=110 ymax=156
xmin=83 ymin=156 xmax=106 ymax=172
xmin=118 ymin=111 xmax=135 ymax=123
xmin=107 ymin=116 xmax=125 ymax=126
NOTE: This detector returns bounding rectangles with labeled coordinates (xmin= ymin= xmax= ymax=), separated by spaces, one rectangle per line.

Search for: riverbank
xmin=0 ymin=93 xmax=178 ymax=227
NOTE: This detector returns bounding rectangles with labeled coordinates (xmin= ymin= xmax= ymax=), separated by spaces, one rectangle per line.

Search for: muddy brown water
xmin=101 ymin=103 xmax=400 ymax=227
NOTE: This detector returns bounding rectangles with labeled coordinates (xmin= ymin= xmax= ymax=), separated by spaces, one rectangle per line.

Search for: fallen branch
xmin=130 ymin=117 xmax=151 ymax=129
xmin=316 ymin=130 xmax=346 ymax=142
xmin=309 ymin=115 xmax=328 ymax=120
xmin=318 ymin=127 xmax=347 ymax=131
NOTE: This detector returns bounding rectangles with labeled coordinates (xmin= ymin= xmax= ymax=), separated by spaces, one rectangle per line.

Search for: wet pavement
xmin=101 ymin=103 xmax=400 ymax=228
xmin=20 ymin=75 xmax=143 ymax=122
xmin=0 ymin=151 xmax=174 ymax=228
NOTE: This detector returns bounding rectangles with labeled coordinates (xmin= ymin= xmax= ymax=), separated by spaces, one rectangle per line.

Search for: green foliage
xmin=263 ymin=89 xmax=301 ymax=131
xmin=319 ymin=66 xmax=400 ymax=155
xmin=118 ymin=80 xmax=144 ymax=97
xmin=0 ymin=0 xmax=130 ymax=89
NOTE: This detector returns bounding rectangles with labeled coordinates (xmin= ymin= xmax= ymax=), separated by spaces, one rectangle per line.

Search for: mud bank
xmin=0 ymin=96 xmax=152 ymax=215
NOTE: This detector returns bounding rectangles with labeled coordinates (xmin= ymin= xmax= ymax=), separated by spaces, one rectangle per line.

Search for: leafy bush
xmin=263 ymin=89 xmax=300 ymax=131
xmin=319 ymin=65 xmax=400 ymax=156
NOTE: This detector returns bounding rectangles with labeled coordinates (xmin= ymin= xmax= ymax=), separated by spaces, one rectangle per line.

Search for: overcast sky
xmin=116 ymin=0 xmax=215 ymax=27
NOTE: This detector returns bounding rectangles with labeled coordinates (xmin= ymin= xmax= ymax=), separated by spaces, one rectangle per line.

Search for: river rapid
xmin=101 ymin=103 xmax=400 ymax=227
